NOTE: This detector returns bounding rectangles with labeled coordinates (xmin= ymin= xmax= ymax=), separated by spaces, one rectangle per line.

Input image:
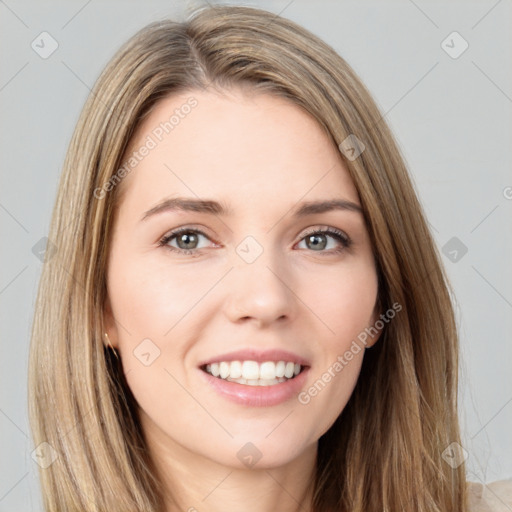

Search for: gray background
xmin=1 ymin=0 xmax=511 ymax=509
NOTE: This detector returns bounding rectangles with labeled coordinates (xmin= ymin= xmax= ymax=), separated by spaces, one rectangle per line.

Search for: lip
xmin=199 ymin=366 xmax=310 ymax=407
xmin=197 ymin=349 xmax=310 ymax=367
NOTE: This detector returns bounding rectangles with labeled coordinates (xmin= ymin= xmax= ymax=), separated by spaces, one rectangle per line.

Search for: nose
xmin=223 ymin=248 xmax=296 ymax=328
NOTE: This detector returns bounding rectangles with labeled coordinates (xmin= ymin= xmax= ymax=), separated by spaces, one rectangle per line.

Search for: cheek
xmin=293 ymin=262 xmax=377 ymax=439
xmin=297 ymin=349 xmax=364 ymax=445
xmin=107 ymin=253 xmax=212 ymax=436
xmin=300 ymin=260 xmax=379 ymax=348
xmin=108 ymin=252 xmax=212 ymax=344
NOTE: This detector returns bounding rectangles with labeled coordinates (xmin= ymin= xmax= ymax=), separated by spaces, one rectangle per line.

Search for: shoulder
xmin=467 ymin=480 xmax=512 ymax=512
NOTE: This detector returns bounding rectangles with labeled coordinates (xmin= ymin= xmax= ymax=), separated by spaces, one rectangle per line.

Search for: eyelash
xmin=158 ymin=226 xmax=351 ymax=257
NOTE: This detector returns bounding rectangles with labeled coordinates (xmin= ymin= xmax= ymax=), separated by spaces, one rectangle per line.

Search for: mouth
xmin=197 ymin=349 xmax=311 ymax=406
xmin=200 ymin=360 xmax=306 ymax=387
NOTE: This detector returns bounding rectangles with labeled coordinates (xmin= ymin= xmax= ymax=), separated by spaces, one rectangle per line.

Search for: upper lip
xmin=198 ymin=349 xmax=311 ymax=368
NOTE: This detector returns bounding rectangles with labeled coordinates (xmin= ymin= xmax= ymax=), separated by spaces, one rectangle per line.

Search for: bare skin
xmin=104 ymin=87 xmax=380 ymax=512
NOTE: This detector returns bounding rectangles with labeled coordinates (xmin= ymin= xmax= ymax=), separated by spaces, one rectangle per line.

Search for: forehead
xmin=115 ymin=88 xmax=359 ymax=218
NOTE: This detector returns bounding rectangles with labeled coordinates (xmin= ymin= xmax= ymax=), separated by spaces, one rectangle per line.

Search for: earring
xmin=104 ymin=332 xmax=119 ymax=360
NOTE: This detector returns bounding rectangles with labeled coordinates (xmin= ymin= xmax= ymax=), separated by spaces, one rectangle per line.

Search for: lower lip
xmin=199 ymin=367 xmax=310 ymax=407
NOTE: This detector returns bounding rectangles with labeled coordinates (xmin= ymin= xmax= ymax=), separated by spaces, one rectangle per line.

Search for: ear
xmin=365 ymin=303 xmax=383 ymax=349
xmin=103 ymin=294 xmax=119 ymax=349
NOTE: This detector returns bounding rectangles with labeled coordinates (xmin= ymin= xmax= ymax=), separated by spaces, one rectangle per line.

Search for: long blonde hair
xmin=29 ymin=5 xmax=466 ymax=511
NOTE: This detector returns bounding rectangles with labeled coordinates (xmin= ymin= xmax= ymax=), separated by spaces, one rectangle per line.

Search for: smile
xmin=202 ymin=360 xmax=304 ymax=386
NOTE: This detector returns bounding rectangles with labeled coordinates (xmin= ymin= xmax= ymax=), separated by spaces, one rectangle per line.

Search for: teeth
xmin=226 ymin=376 xmax=287 ymax=386
xmin=229 ymin=360 xmax=242 ymax=379
xmin=219 ymin=362 xmax=230 ymax=379
xmin=204 ymin=360 xmax=303 ymax=382
xmin=242 ymin=361 xmax=260 ymax=380
xmin=259 ymin=361 xmax=276 ymax=380
xmin=284 ymin=362 xmax=295 ymax=378
xmin=210 ymin=363 xmax=220 ymax=377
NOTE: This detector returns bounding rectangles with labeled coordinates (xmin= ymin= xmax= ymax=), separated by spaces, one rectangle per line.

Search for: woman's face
xmin=104 ymin=87 xmax=379 ymax=469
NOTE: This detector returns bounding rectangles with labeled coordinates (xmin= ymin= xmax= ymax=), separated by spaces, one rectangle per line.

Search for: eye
xmin=159 ymin=228 xmax=213 ymax=256
xmin=296 ymin=227 xmax=351 ymax=255
xmin=158 ymin=226 xmax=351 ymax=256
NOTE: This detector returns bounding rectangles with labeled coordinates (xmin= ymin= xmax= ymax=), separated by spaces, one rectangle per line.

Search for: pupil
xmin=308 ymin=234 xmax=326 ymax=250
xmin=178 ymin=233 xmax=197 ymax=249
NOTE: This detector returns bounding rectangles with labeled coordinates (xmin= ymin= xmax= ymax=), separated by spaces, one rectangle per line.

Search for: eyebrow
xmin=141 ymin=196 xmax=363 ymax=221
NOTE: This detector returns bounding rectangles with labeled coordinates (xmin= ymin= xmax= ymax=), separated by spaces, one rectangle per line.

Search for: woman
xmin=28 ymin=5 xmax=505 ymax=511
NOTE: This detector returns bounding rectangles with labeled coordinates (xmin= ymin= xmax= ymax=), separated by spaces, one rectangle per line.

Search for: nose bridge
xmin=224 ymin=234 xmax=294 ymax=325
